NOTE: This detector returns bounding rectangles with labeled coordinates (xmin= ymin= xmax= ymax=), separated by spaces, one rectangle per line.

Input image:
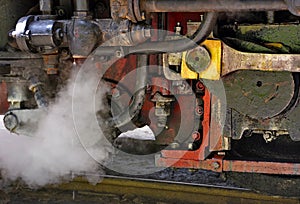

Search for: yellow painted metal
xmin=181 ymin=39 xmax=222 ymax=80
xmin=52 ymin=176 xmax=300 ymax=204
xmin=181 ymin=51 xmax=198 ymax=79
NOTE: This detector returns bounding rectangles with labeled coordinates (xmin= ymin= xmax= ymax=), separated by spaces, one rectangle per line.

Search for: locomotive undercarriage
xmin=1 ymin=0 xmax=300 ymax=196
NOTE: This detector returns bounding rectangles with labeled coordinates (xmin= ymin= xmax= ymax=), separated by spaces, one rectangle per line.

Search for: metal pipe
xmin=94 ymin=12 xmax=217 ymax=55
xmin=28 ymin=75 xmax=49 ymax=108
xmin=140 ymin=0 xmax=288 ymax=13
xmin=73 ymin=0 xmax=89 ymax=12
xmin=128 ymin=12 xmax=218 ymax=54
xmin=39 ymin=0 xmax=53 ymax=14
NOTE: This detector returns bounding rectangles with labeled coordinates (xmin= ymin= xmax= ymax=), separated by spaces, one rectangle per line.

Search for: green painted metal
xmin=220 ymin=24 xmax=300 ymax=53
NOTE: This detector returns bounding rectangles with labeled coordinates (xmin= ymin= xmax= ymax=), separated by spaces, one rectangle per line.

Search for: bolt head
xmin=115 ymin=50 xmax=123 ymax=58
xmin=192 ymin=131 xmax=201 ymax=141
xmin=212 ymin=162 xmax=220 ymax=169
xmin=144 ymin=28 xmax=151 ymax=38
xmin=141 ymin=11 xmax=146 ymax=20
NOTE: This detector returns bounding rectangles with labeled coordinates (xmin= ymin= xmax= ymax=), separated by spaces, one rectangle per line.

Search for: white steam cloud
xmin=0 ymin=64 xmax=113 ymax=187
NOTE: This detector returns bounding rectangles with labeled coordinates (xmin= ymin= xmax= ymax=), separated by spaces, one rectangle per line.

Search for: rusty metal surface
xmin=219 ymin=24 xmax=300 ymax=53
xmin=223 ymin=70 xmax=294 ymax=119
xmin=157 ymin=153 xmax=300 ymax=176
xmin=1 ymin=175 xmax=297 ymax=203
xmin=222 ymin=43 xmax=300 ymax=76
xmin=0 ymin=81 xmax=9 ymax=114
xmin=141 ymin=0 xmax=288 ymax=13
xmin=223 ymin=160 xmax=300 ymax=175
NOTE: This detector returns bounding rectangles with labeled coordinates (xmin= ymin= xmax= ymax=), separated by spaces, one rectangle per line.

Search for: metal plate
xmin=223 ymin=70 xmax=294 ymax=119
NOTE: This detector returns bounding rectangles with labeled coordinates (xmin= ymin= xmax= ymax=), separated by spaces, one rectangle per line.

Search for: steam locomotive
xmin=1 ymin=0 xmax=300 ymax=196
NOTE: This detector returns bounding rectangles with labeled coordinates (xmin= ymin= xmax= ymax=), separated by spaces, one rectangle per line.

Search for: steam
xmin=0 ymin=63 xmax=113 ymax=187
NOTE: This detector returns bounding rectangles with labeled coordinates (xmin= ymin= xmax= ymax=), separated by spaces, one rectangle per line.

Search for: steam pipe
xmin=94 ymin=12 xmax=218 ymax=56
xmin=128 ymin=12 xmax=218 ymax=54
xmin=73 ymin=0 xmax=89 ymax=12
xmin=140 ymin=0 xmax=288 ymax=13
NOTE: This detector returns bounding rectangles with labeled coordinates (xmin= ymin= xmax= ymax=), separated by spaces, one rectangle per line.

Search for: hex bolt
xmin=192 ymin=131 xmax=201 ymax=141
xmin=212 ymin=162 xmax=220 ymax=169
xmin=195 ymin=106 xmax=204 ymax=116
xmin=115 ymin=50 xmax=123 ymax=58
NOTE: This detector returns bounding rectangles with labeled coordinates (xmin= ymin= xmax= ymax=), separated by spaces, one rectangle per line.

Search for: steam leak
xmin=0 ymin=64 xmax=113 ymax=187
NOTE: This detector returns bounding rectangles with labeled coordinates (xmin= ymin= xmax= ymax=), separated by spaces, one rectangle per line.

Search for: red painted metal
xmin=158 ymin=88 xmax=211 ymax=160
xmin=0 ymin=81 xmax=9 ymax=114
xmin=223 ymin=160 xmax=300 ymax=175
xmin=155 ymin=83 xmax=300 ymax=176
xmin=157 ymin=157 xmax=224 ymax=172
xmin=167 ymin=12 xmax=203 ymax=35
xmin=157 ymin=156 xmax=300 ymax=175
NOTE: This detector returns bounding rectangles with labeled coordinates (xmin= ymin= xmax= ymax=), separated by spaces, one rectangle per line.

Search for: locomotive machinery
xmin=1 ymin=0 xmax=300 ymax=195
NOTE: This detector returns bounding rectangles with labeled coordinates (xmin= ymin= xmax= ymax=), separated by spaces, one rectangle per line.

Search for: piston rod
xmin=140 ymin=0 xmax=288 ymax=13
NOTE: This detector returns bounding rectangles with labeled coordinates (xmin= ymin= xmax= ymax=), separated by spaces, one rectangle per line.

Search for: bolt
xmin=196 ymin=81 xmax=205 ymax=91
xmin=195 ymin=106 xmax=204 ymax=116
xmin=170 ymin=142 xmax=180 ymax=149
xmin=141 ymin=11 xmax=146 ymax=20
xmin=192 ymin=131 xmax=201 ymax=141
xmin=57 ymin=8 xmax=65 ymax=16
xmin=200 ymin=14 xmax=204 ymax=22
xmin=217 ymin=152 xmax=226 ymax=156
xmin=115 ymin=50 xmax=123 ymax=58
xmin=188 ymin=143 xmax=194 ymax=150
xmin=61 ymin=49 xmax=69 ymax=57
xmin=212 ymin=162 xmax=220 ymax=169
